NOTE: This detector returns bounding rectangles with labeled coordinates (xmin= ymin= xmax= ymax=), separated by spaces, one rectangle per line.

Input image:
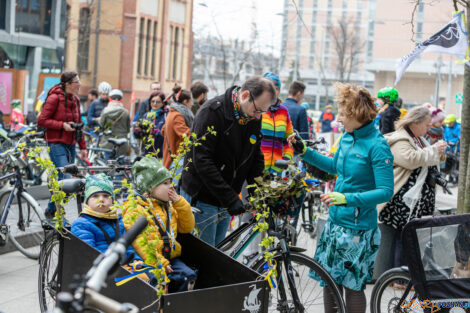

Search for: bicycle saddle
xmin=59 ymin=178 xmax=86 ymax=194
xmin=107 ymin=138 xmax=128 ymax=146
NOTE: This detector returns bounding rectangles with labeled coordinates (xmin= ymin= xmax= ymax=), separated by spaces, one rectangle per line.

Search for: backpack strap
xmin=87 ymin=216 xmax=120 ymax=245
xmin=150 ymin=212 xmax=172 ymax=260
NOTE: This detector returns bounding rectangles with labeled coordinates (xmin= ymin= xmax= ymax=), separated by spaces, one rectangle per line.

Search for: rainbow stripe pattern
xmin=261 ymin=104 xmax=294 ymax=173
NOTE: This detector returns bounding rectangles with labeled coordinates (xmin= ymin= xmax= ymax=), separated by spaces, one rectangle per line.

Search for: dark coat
xmin=181 ymin=86 xmax=265 ymax=208
xmin=282 ymin=97 xmax=309 ymax=139
xmin=37 ymin=85 xmax=86 ymax=149
xmin=87 ymin=98 xmax=109 ymax=129
xmin=379 ymin=105 xmax=401 ymax=135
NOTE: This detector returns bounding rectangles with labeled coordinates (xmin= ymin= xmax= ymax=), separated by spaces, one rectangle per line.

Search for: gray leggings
xmin=324 ymin=284 xmax=366 ymax=313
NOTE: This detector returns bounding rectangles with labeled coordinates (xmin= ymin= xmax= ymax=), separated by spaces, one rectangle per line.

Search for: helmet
xmin=109 ymin=89 xmax=123 ymax=100
xmin=377 ymin=87 xmax=399 ymax=104
xmin=98 ymin=81 xmax=112 ymax=94
xmin=446 ymin=114 xmax=457 ymax=123
xmin=301 ymin=102 xmax=309 ymax=110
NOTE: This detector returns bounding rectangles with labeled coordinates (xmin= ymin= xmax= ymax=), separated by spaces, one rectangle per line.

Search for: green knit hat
xmin=131 ymin=157 xmax=172 ymax=194
xmin=85 ymin=174 xmax=115 ymax=204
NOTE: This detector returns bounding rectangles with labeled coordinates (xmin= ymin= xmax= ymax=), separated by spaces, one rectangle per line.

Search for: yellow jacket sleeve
xmin=172 ymin=196 xmax=195 ymax=234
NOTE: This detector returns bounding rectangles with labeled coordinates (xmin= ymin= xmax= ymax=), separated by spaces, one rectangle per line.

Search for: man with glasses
xmin=180 ymin=76 xmax=276 ymax=246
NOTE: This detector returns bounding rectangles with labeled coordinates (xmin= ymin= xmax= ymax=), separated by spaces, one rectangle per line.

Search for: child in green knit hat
xmin=71 ymin=174 xmax=141 ymax=261
xmin=122 ymin=157 xmax=196 ymax=292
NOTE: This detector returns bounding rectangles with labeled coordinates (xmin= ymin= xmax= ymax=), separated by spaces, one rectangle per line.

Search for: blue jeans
xmin=180 ymin=189 xmax=231 ymax=247
xmin=167 ymin=258 xmax=197 ymax=292
xmin=47 ymin=143 xmax=76 ymax=212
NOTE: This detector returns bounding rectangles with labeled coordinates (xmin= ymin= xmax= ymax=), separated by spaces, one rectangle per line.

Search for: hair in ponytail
xmin=171 ymin=85 xmax=192 ymax=103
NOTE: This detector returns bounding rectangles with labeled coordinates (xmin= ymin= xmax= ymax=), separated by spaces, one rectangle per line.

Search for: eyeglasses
xmin=249 ymin=92 xmax=269 ymax=114
xmin=151 ymin=99 xmax=163 ymax=104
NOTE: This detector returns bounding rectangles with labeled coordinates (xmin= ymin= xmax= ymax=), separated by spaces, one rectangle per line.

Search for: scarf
xmin=170 ymin=102 xmax=194 ymax=128
xmin=232 ymin=87 xmax=254 ymax=125
xmin=81 ymin=205 xmax=119 ymax=220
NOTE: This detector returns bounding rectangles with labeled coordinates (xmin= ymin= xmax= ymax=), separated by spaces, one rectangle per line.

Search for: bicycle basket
xmin=303 ymin=160 xmax=334 ymax=182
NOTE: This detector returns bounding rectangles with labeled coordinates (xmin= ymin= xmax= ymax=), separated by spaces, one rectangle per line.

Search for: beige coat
xmin=378 ymin=128 xmax=442 ymax=212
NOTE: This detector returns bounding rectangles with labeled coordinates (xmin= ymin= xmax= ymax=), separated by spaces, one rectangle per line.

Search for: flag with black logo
xmin=395 ymin=11 xmax=468 ymax=86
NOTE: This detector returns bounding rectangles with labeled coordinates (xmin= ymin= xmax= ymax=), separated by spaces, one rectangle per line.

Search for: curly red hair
xmin=334 ymin=83 xmax=378 ymax=124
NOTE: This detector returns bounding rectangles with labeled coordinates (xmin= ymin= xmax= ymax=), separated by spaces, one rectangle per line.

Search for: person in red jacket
xmin=38 ymin=70 xmax=87 ymax=218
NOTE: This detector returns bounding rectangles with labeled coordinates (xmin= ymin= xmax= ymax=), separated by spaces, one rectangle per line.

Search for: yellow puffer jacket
xmin=122 ymin=196 xmax=195 ymax=268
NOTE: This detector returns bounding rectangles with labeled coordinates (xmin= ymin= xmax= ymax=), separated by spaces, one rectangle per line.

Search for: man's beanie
xmin=131 ymin=157 xmax=172 ymax=194
xmin=85 ymin=174 xmax=115 ymax=204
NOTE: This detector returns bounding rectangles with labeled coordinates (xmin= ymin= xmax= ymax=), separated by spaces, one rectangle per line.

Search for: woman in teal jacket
xmin=289 ymin=83 xmax=394 ymax=313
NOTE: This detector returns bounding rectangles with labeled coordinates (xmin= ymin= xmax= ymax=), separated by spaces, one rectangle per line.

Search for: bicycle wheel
xmin=370 ymin=267 xmax=421 ymax=313
xmin=38 ymin=231 xmax=60 ymax=313
xmin=252 ymin=252 xmax=346 ymax=313
xmin=0 ymin=191 xmax=44 ymax=259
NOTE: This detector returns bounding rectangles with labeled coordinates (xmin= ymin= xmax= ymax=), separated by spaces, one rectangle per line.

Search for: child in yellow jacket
xmin=123 ymin=157 xmax=196 ymax=292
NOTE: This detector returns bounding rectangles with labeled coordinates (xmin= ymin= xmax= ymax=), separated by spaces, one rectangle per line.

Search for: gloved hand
xmin=292 ymin=134 xmax=307 ymax=155
xmin=328 ymin=192 xmax=347 ymax=206
xmin=227 ymin=199 xmax=247 ymax=216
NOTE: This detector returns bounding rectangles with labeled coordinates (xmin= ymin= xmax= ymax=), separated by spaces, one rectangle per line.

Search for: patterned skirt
xmin=309 ymin=220 xmax=381 ymax=291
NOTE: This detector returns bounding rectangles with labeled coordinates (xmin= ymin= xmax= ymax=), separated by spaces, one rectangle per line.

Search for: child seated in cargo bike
xmin=71 ymin=174 xmax=155 ymax=284
xmin=122 ymin=157 xmax=197 ymax=293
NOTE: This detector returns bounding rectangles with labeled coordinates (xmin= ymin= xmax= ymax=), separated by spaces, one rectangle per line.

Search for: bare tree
xmin=327 ymin=17 xmax=365 ymax=83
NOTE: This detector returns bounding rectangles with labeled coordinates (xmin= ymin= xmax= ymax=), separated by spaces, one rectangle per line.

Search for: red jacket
xmin=37 ymin=86 xmax=86 ymax=150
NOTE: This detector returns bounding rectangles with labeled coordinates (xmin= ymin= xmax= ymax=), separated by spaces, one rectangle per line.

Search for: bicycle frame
xmin=0 ymin=165 xmax=45 ymax=245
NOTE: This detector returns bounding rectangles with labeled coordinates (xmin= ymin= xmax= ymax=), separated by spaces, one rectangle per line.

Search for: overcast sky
xmin=192 ymin=0 xmax=285 ymax=56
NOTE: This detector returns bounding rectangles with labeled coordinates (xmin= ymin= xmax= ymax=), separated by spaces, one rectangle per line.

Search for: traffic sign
xmin=456 ymin=93 xmax=463 ymax=104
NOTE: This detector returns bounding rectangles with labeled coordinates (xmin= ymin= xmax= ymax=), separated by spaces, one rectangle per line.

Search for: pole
xmin=446 ymin=55 xmax=453 ymax=115
xmin=92 ymin=0 xmax=102 ymax=88
xmin=434 ymin=53 xmax=442 ymax=107
xmin=315 ymin=29 xmax=325 ymax=111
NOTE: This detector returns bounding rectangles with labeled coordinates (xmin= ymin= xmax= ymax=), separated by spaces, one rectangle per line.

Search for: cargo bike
xmin=371 ymin=213 xmax=470 ymax=313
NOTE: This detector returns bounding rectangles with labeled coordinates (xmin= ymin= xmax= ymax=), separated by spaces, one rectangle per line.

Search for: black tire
xmin=370 ymin=267 xmax=419 ymax=313
xmin=38 ymin=231 xmax=60 ymax=313
xmin=252 ymin=252 xmax=346 ymax=313
xmin=0 ymin=191 xmax=44 ymax=259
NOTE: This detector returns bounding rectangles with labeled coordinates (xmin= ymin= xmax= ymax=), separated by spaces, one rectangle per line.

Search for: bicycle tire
xmin=38 ymin=231 xmax=60 ymax=313
xmin=252 ymin=251 xmax=346 ymax=313
xmin=370 ymin=267 xmax=420 ymax=313
xmin=0 ymin=191 xmax=44 ymax=259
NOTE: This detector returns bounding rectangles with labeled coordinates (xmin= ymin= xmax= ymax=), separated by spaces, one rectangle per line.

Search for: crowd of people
xmin=31 ymin=69 xmax=463 ymax=311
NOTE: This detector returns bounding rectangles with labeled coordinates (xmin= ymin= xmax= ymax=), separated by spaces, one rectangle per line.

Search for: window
xmin=140 ymin=0 xmax=159 ymax=16
xmin=0 ymin=0 xmax=6 ymax=30
xmin=170 ymin=1 xmax=186 ymax=24
xmin=151 ymin=21 xmax=157 ymax=76
xmin=166 ymin=25 xmax=173 ymax=79
xmin=166 ymin=25 xmax=184 ymax=81
xmin=15 ymin=0 xmax=53 ymax=36
xmin=77 ymin=8 xmax=90 ymax=71
xmin=41 ymin=48 xmax=60 ymax=71
xmin=171 ymin=27 xmax=179 ymax=80
xmin=137 ymin=17 xmax=144 ymax=75
xmin=59 ymin=2 xmax=68 ymax=38
xmin=0 ymin=42 xmax=28 ymax=68
xmin=144 ymin=19 xmax=151 ymax=75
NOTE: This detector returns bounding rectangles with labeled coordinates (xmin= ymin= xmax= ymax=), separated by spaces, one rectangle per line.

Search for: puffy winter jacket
xmin=37 ymin=86 xmax=86 ymax=149
xmin=71 ymin=211 xmax=139 ymax=260
xmin=87 ymin=98 xmax=109 ymax=129
xmin=302 ymin=121 xmax=394 ymax=230
xmin=122 ymin=196 xmax=195 ymax=268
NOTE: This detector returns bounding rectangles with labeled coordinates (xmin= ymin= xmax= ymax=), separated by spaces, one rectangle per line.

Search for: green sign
xmin=456 ymin=93 xmax=463 ymax=104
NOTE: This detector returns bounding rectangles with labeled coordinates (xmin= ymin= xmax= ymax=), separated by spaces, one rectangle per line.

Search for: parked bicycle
xmin=217 ymin=160 xmax=346 ymax=313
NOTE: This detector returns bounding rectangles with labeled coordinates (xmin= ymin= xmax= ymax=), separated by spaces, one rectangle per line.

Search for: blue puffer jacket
xmin=71 ymin=214 xmax=140 ymax=260
xmin=302 ymin=121 xmax=394 ymax=230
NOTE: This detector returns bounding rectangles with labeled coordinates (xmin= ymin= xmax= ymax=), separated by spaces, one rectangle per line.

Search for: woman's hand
xmin=436 ymin=141 xmax=447 ymax=156
xmin=287 ymin=134 xmax=307 ymax=155
xmin=63 ymin=122 xmax=74 ymax=132
xmin=168 ymin=186 xmax=179 ymax=202
xmin=79 ymin=149 xmax=87 ymax=159
xmin=165 ymin=265 xmax=174 ymax=274
xmin=320 ymin=192 xmax=347 ymax=207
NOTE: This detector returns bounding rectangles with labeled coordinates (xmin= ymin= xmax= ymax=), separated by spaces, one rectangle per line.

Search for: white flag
xmin=395 ymin=11 xmax=468 ymax=86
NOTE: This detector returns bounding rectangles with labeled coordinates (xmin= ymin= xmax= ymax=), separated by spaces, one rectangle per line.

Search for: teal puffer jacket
xmin=302 ymin=121 xmax=394 ymax=230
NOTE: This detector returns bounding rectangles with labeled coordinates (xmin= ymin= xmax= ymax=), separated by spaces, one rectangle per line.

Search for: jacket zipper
xmin=342 ymin=133 xmax=357 ymax=225
xmin=271 ymin=112 xmax=275 ymax=168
